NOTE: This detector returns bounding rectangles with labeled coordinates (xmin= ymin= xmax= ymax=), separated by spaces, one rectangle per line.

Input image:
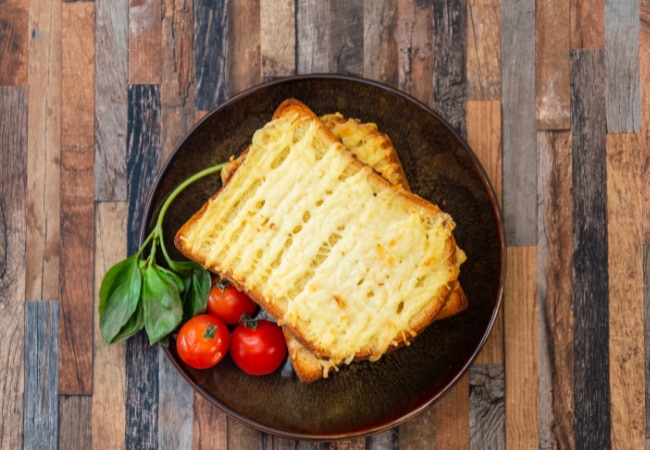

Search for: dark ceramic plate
xmin=141 ymin=74 xmax=506 ymax=440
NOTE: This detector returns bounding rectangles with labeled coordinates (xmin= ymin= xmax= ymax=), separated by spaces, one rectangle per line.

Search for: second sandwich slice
xmin=175 ymin=99 xmax=466 ymax=371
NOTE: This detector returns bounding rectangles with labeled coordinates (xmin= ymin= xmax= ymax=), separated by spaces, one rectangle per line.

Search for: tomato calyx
xmin=203 ymin=324 xmax=218 ymax=339
xmin=213 ymin=278 xmax=230 ymax=292
xmin=239 ymin=314 xmax=259 ymax=330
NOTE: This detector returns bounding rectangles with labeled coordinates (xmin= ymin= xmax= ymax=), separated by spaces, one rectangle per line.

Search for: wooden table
xmin=1 ymin=1 xmax=648 ymax=448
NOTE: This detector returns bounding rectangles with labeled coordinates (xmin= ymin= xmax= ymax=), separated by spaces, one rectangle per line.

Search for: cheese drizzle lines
xmin=98 ymin=163 xmax=226 ymax=346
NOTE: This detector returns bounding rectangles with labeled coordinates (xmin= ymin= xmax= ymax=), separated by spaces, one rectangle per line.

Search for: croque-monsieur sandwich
xmin=174 ymin=99 xmax=467 ymax=382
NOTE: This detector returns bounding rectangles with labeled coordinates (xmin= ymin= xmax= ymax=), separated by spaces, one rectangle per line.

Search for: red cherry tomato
xmin=230 ymin=318 xmax=287 ymax=375
xmin=207 ymin=279 xmax=258 ymax=325
xmin=176 ymin=314 xmax=229 ymax=369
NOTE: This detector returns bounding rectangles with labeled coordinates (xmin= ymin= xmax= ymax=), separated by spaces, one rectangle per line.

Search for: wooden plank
xmin=129 ymin=0 xmax=163 ymax=84
xmin=194 ymin=0 xmax=228 ymax=110
xmin=296 ymin=0 xmax=332 ymax=73
xmin=161 ymin=0 xmax=196 ymax=160
xmin=571 ymin=0 xmax=605 ymax=49
xmin=260 ymin=0 xmax=295 ymax=80
xmin=570 ymin=48 xmax=610 ymax=449
xmin=466 ymin=101 xmax=503 ymax=365
xmin=59 ymin=395 xmax=92 ymax=449
xmin=93 ymin=202 xmax=127 ymax=450
xmin=536 ymin=0 xmax=571 ymax=130
xmin=468 ymin=364 xmax=505 ymax=450
xmin=504 ymin=246 xmax=539 ymax=449
xmin=643 ymin=245 xmax=650 ymax=449
xmin=0 ymin=86 xmax=27 ymax=450
xmin=501 ymin=0 xmax=537 ymax=245
xmin=433 ymin=372 xmax=470 ymax=449
xmin=433 ymin=0 xmax=467 ymax=136
xmin=59 ymin=0 xmax=95 ymax=395
xmin=24 ymin=301 xmax=58 ymax=450
xmin=467 ymin=0 xmax=501 ymax=101
xmin=193 ymin=394 xmax=228 ymax=450
xmin=330 ymin=0 xmax=364 ymax=75
xmin=396 ymin=0 xmax=434 ymax=107
xmin=537 ymin=130 xmax=574 ymax=450
xmin=363 ymin=0 xmax=398 ymax=86
xmin=125 ymin=84 xmax=162 ymax=450
xmin=0 ymin=0 xmax=28 ymax=84
xmin=606 ymin=0 xmax=641 ymax=133
xmin=227 ymin=0 xmax=261 ymax=97
xmin=25 ymin=0 xmax=62 ymax=302
xmin=95 ymin=0 xmax=128 ymax=200
xmin=635 ymin=2 xmax=648 ymax=177
xmin=398 ymin=403 xmax=436 ymax=450
xmin=606 ymin=133 xmax=645 ymax=449
xmin=159 ymin=352 xmax=194 ymax=449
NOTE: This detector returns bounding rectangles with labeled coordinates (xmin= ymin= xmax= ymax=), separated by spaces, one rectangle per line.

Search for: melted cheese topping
xmin=181 ymin=111 xmax=462 ymax=364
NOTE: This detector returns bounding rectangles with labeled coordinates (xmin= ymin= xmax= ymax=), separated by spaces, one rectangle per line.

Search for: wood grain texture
xmin=467 ymin=100 xmax=503 ymax=365
xmin=59 ymin=395 xmax=92 ymax=449
xmin=396 ymin=0 xmax=434 ymax=107
xmin=501 ymin=0 xmax=537 ymax=245
xmin=193 ymin=394 xmax=228 ymax=450
xmin=0 ymin=86 xmax=27 ymax=450
xmin=366 ymin=429 xmax=398 ymax=450
xmin=296 ymin=0 xmax=332 ymax=73
xmin=330 ymin=0 xmax=364 ymax=75
xmin=606 ymin=133 xmax=645 ymax=450
xmin=161 ymin=0 xmax=196 ymax=160
xmin=639 ymin=268 xmax=650 ymax=442
xmin=227 ymin=0 xmax=261 ymax=97
xmin=24 ymin=301 xmax=58 ymax=450
xmin=194 ymin=0 xmax=228 ymax=110
xmin=125 ymin=84 xmax=162 ymax=450
xmin=642 ymin=0 xmax=650 ymax=243
xmin=433 ymin=0 xmax=467 ymax=136
xmin=329 ymin=439 xmax=365 ymax=450
xmin=504 ymin=246 xmax=539 ymax=449
xmin=469 ymin=364 xmax=505 ymax=450
xmin=159 ymin=352 xmax=194 ymax=450
xmin=0 ymin=0 xmax=28 ymax=84
xmin=95 ymin=0 xmax=128 ymax=200
xmin=59 ymin=0 xmax=95 ymax=395
xmin=570 ymin=49 xmax=610 ymax=450
xmin=93 ymin=202 xmax=127 ymax=450
xmin=606 ymin=0 xmax=641 ymax=133
xmin=363 ymin=0 xmax=398 ymax=86
xmin=260 ymin=0 xmax=295 ymax=79
xmin=467 ymin=0 xmax=501 ymax=101
xmin=537 ymin=130 xmax=574 ymax=450
xmin=571 ymin=0 xmax=605 ymax=49
xmin=228 ymin=420 xmax=262 ymax=449
xmin=129 ymin=0 xmax=162 ymax=84
xmin=536 ymin=0 xmax=570 ymax=130
xmin=433 ymin=372 xmax=470 ymax=449
xmin=397 ymin=403 xmax=436 ymax=450
xmin=26 ymin=0 xmax=62 ymax=301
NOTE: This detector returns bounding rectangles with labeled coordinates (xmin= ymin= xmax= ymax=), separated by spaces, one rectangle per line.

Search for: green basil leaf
xmin=142 ymin=265 xmax=184 ymax=345
xmin=109 ymin=299 xmax=145 ymax=345
xmin=180 ymin=263 xmax=212 ymax=321
xmin=98 ymin=254 xmax=142 ymax=346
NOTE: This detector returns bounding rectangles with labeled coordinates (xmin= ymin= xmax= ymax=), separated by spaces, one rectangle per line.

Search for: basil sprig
xmin=99 ymin=162 xmax=226 ymax=346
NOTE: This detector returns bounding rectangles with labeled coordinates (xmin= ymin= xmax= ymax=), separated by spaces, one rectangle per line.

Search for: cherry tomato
xmin=230 ymin=318 xmax=287 ymax=375
xmin=207 ymin=279 xmax=258 ymax=325
xmin=176 ymin=314 xmax=229 ymax=369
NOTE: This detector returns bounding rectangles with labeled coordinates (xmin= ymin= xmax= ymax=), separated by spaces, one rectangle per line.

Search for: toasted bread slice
xmin=175 ymin=99 xmax=465 ymax=373
xmin=284 ymin=113 xmax=467 ymax=382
